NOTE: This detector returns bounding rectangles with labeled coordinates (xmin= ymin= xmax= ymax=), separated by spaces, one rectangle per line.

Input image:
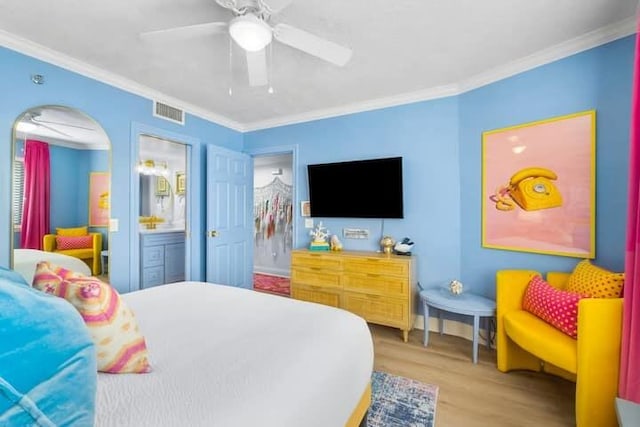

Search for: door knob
xmin=209 ymin=230 xmax=218 ymax=238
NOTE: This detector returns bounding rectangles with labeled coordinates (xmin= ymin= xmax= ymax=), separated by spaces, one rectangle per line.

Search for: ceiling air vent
xmin=153 ymin=101 xmax=185 ymax=125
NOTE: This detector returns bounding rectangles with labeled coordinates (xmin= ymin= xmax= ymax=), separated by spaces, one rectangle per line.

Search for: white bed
xmin=96 ymin=282 xmax=374 ymax=427
xmin=13 ymin=249 xmax=91 ymax=285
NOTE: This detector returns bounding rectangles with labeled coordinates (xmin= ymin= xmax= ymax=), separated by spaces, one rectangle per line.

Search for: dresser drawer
xmin=292 ymin=284 xmax=341 ymax=308
xmin=343 ymin=272 xmax=409 ymax=297
xmin=291 ymin=268 xmax=341 ymax=289
xmin=343 ymin=257 xmax=408 ymax=277
xmin=291 ymin=252 xmax=342 ymax=270
xmin=342 ymin=292 xmax=408 ymax=328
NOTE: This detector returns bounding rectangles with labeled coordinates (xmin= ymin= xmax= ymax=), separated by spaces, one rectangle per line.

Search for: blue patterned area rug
xmin=368 ymin=371 xmax=438 ymax=427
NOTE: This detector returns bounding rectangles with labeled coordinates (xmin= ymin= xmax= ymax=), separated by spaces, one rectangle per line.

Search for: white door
xmin=206 ymin=145 xmax=253 ymax=287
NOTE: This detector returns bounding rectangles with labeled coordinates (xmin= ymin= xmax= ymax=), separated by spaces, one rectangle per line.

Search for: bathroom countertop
xmin=139 ymin=227 xmax=185 ymax=234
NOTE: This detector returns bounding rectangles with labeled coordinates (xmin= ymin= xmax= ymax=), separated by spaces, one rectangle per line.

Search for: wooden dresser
xmin=290 ymin=249 xmax=417 ymax=342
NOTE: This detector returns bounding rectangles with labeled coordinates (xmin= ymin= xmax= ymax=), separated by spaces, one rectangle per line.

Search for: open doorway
xmin=137 ymin=135 xmax=188 ymax=289
xmin=253 ymin=153 xmax=293 ymax=296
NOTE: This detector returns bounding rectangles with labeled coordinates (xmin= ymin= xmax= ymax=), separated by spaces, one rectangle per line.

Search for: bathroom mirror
xmin=137 ymin=136 xmax=186 ymax=231
xmin=10 ymin=105 xmax=112 ymax=282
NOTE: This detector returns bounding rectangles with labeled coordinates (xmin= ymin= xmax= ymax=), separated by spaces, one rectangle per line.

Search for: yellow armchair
xmin=43 ymin=232 xmax=102 ymax=275
xmin=496 ymin=270 xmax=623 ymax=427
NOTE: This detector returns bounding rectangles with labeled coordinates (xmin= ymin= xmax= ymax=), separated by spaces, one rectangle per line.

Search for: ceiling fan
xmin=140 ymin=0 xmax=353 ymax=87
xmin=20 ymin=112 xmax=96 ymax=138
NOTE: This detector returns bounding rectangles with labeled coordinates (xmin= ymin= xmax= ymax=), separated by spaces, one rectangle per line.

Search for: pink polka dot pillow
xmin=55 ymin=235 xmax=93 ymax=250
xmin=32 ymin=261 xmax=152 ymax=374
xmin=522 ymin=275 xmax=588 ymax=339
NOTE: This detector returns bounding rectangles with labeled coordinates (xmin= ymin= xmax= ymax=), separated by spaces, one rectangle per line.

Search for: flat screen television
xmin=307 ymin=157 xmax=404 ymax=218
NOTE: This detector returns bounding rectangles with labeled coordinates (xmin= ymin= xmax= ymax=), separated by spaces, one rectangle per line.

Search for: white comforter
xmin=96 ymin=282 xmax=373 ymax=427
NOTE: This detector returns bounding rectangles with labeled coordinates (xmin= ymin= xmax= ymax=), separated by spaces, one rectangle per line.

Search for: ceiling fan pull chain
xmin=268 ymin=42 xmax=274 ymax=94
xmin=228 ymin=35 xmax=234 ymax=96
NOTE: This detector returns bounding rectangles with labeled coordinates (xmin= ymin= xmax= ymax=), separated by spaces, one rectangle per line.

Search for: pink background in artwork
xmin=89 ymin=173 xmax=109 ymax=227
xmin=483 ymin=114 xmax=593 ymax=256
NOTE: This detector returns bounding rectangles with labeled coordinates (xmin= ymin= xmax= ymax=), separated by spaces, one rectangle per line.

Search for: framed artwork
xmin=482 ymin=110 xmax=596 ymax=258
xmin=176 ymin=171 xmax=186 ymax=195
xmin=89 ymin=172 xmax=110 ymax=227
xmin=301 ymin=201 xmax=311 ymax=217
xmin=156 ymin=177 xmax=169 ymax=196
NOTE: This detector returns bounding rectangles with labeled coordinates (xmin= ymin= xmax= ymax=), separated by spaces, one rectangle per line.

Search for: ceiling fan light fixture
xmin=229 ymin=14 xmax=272 ymax=52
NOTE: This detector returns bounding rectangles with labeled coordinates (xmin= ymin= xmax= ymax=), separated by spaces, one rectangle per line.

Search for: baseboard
xmin=412 ymin=315 xmax=492 ymax=347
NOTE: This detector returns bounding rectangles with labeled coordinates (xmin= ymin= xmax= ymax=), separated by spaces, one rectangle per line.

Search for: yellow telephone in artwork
xmin=493 ymin=167 xmax=563 ymax=211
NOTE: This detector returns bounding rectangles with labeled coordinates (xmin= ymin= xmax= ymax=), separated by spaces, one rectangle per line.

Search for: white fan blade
xmin=32 ymin=117 xmax=95 ymax=131
xmin=32 ymin=121 xmax=72 ymax=138
xmin=261 ymin=0 xmax=293 ymax=14
xmin=273 ymin=23 xmax=352 ymax=66
xmin=215 ymin=0 xmax=237 ymax=10
xmin=246 ymin=49 xmax=268 ymax=87
xmin=140 ymin=22 xmax=227 ymax=40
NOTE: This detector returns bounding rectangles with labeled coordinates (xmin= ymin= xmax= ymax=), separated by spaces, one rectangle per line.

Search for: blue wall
xmin=50 ymin=145 xmax=87 ymax=230
xmin=245 ymin=35 xmax=635 ymax=299
xmin=245 ymin=97 xmax=463 ymax=289
xmin=459 ymin=36 xmax=635 ymax=298
xmin=0 ymin=45 xmax=243 ymax=292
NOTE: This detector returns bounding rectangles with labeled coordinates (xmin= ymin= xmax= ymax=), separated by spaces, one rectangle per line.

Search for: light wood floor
xmin=370 ymin=324 xmax=575 ymax=427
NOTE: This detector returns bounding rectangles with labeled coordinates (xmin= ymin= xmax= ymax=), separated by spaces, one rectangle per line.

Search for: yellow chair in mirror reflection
xmin=43 ymin=227 xmax=102 ymax=275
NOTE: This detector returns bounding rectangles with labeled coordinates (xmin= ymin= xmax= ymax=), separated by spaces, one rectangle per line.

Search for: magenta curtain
xmin=620 ymin=20 xmax=640 ymax=402
xmin=20 ymin=140 xmax=50 ymax=250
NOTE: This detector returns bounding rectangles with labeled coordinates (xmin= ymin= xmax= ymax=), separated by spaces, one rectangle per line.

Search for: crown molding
xmin=244 ymin=16 xmax=637 ymax=131
xmin=1 ymin=15 xmax=636 ymax=134
xmin=0 ymin=29 xmax=244 ymax=132
xmin=457 ymin=16 xmax=638 ymax=93
xmin=242 ymin=84 xmax=459 ymax=132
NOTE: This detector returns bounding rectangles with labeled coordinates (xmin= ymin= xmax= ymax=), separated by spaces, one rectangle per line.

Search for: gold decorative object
xmin=380 ymin=236 xmax=395 ymax=255
xmin=330 ymin=234 xmax=343 ymax=251
xmin=176 ymin=171 xmax=186 ymax=195
xmin=139 ymin=216 xmax=165 ymax=230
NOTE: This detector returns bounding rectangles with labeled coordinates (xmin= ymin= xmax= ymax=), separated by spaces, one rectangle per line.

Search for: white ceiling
xmin=14 ymin=106 xmax=110 ymax=150
xmin=1 ymin=1 xmax=637 ymax=132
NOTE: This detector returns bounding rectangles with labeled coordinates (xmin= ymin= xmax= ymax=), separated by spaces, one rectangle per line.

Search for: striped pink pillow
xmin=32 ymin=261 xmax=152 ymax=374
xmin=56 ymin=235 xmax=93 ymax=250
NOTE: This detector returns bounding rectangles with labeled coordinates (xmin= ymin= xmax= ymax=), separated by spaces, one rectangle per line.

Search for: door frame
xmin=129 ymin=122 xmax=197 ymax=292
xmin=246 ymin=144 xmax=299 ymax=251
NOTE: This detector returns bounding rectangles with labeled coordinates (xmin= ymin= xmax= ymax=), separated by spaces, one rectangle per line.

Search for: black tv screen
xmin=307 ymin=157 xmax=404 ymax=219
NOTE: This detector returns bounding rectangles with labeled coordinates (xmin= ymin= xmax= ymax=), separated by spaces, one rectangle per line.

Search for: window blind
xmin=12 ymin=159 xmax=24 ymax=226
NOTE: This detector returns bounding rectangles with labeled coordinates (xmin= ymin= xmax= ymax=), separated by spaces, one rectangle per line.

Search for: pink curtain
xmin=20 ymin=140 xmax=50 ymax=250
xmin=620 ymin=20 xmax=640 ymax=403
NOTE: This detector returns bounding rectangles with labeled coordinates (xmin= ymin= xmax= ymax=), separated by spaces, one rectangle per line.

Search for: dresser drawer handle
xmin=309 ymin=285 xmax=322 ymax=291
xmin=309 ymin=267 xmax=321 ymax=271
xmin=366 ymin=294 xmax=382 ymax=299
xmin=367 ymin=273 xmax=381 ymax=278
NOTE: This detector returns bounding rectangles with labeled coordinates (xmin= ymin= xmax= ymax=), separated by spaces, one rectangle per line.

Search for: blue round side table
xmin=419 ymin=287 xmax=496 ymax=364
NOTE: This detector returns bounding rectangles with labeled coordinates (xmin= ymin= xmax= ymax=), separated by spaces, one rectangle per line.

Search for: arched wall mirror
xmin=10 ymin=105 xmax=111 ymax=284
